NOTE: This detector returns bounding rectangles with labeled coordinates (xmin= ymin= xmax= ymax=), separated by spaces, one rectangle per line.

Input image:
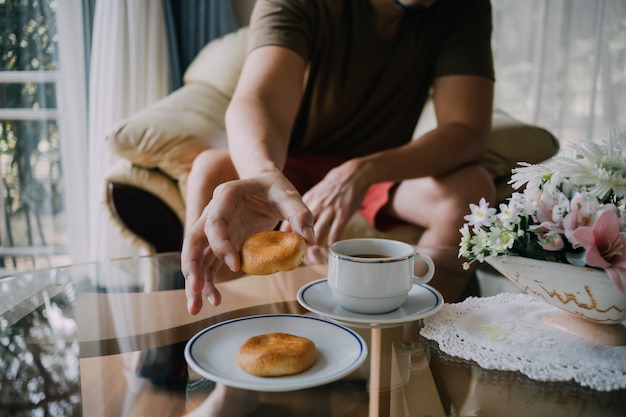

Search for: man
xmin=182 ymin=0 xmax=495 ymax=315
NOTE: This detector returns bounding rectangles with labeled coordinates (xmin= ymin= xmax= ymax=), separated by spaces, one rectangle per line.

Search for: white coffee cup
xmin=328 ymin=238 xmax=435 ymax=314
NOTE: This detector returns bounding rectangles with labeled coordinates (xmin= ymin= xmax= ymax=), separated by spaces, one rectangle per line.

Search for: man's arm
xmin=353 ymin=75 xmax=494 ymax=184
xmin=225 ymin=45 xmax=307 ymax=178
xmin=182 ymin=46 xmax=313 ymax=314
xmin=295 ymin=75 xmax=493 ymax=246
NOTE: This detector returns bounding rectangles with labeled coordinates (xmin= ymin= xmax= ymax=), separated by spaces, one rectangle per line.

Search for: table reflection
xmin=426 ymin=340 xmax=626 ymax=417
xmin=1 ymin=274 xmax=81 ymax=416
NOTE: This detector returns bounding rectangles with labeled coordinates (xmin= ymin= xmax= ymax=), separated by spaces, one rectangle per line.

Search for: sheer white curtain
xmin=87 ymin=0 xmax=169 ymax=262
xmin=492 ymin=0 xmax=626 ymax=146
xmin=56 ymin=1 xmax=89 ymax=264
xmin=57 ymin=1 xmax=169 ymax=264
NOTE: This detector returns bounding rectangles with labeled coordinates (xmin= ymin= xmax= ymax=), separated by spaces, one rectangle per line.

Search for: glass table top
xmin=1 ymin=252 xmax=624 ymax=416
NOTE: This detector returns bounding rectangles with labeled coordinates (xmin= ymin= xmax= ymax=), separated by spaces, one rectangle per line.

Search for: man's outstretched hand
xmin=181 ymin=173 xmax=315 ymax=315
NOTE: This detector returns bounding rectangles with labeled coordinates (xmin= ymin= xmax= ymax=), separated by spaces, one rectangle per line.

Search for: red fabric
xmin=283 ymin=153 xmax=396 ymax=229
xmin=358 ymin=181 xmax=396 ymax=228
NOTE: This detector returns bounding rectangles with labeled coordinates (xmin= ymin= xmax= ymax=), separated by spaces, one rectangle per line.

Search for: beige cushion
xmin=105 ymin=27 xmax=249 ymax=181
xmin=105 ymin=84 xmax=229 ymax=180
xmin=485 ymin=110 xmax=559 ymax=202
xmin=183 ymin=26 xmax=249 ymax=95
xmin=483 ymin=109 xmax=559 ymax=179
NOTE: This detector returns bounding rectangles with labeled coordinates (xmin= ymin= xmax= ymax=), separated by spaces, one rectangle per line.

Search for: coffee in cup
xmin=328 ymin=238 xmax=435 ymax=314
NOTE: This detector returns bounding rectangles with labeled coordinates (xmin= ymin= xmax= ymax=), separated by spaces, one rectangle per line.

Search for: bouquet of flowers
xmin=459 ymin=128 xmax=626 ymax=295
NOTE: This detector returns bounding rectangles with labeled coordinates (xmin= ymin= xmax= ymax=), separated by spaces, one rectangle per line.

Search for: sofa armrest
xmin=105 ymin=161 xmax=185 ymax=253
xmin=107 ymin=182 xmax=183 ymax=253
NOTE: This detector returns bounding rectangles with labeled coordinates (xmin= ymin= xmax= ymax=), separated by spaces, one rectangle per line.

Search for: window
xmin=0 ymin=0 xmax=68 ymax=273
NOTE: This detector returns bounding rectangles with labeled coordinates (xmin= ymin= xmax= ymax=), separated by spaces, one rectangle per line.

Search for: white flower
xmin=509 ymin=162 xmax=553 ymax=191
xmin=497 ymin=202 xmax=520 ymax=227
xmin=469 ymin=228 xmax=491 ymax=262
xmin=458 ymin=223 xmax=472 ymax=257
xmin=464 ymin=197 xmax=496 ymax=228
xmin=554 ymin=127 xmax=626 ymax=201
xmin=487 ymin=225 xmax=517 ymax=252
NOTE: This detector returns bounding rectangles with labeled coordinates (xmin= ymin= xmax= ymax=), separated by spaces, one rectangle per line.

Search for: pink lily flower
xmin=563 ymin=192 xmax=593 ymax=229
xmin=537 ymin=231 xmax=565 ymax=251
xmin=572 ymin=209 xmax=626 ymax=295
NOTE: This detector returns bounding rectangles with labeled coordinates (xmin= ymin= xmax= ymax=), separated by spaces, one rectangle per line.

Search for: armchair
xmin=104 ymin=27 xmax=560 ymax=278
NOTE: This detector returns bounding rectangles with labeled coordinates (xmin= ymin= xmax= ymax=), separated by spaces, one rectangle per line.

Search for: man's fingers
xmin=182 ymin=209 xmax=226 ymax=314
xmin=312 ymin=208 xmax=334 ymax=247
xmin=184 ymin=255 xmax=224 ymax=314
xmin=204 ymin=284 xmax=222 ymax=307
xmin=327 ymin=207 xmax=350 ymax=246
xmin=305 ymin=245 xmax=329 ymax=265
xmin=182 ymin=215 xmax=210 ymax=294
xmin=281 ymin=195 xmax=315 ymax=244
xmin=186 ymin=292 xmax=203 ymax=315
xmin=204 ymin=217 xmax=240 ymax=272
xmin=201 ymin=254 xmax=223 ymax=306
xmin=204 ymin=189 xmax=242 ymax=272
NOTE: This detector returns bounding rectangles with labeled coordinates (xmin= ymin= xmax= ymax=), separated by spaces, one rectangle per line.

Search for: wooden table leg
xmin=369 ymin=326 xmax=405 ymax=417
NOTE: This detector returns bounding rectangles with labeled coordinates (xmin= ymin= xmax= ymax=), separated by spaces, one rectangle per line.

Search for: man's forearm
xmin=225 ymin=96 xmax=292 ymax=179
xmin=224 ymin=46 xmax=305 ymax=180
xmin=354 ymin=123 xmax=491 ymax=185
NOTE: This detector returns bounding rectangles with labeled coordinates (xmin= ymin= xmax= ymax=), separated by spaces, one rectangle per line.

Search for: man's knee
xmin=189 ymin=149 xmax=234 ymax=179
xmin=453 ymin=165 xmax=495 ymax=202
xmin=384 ymin=164 xmax=495 ymax=229
xmin=436 ymin=165 xmax=496 ymax=221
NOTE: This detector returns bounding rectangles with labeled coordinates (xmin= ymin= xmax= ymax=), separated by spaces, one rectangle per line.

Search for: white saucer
xmin=297 ymin=279 xmax=444 ymax=328
xmin=185 ymin=314 xmax=368 ymax=392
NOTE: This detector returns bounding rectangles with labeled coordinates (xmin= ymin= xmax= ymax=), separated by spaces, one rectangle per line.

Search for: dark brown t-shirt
xmin=248 ymin=0 xmax=495 ymax=158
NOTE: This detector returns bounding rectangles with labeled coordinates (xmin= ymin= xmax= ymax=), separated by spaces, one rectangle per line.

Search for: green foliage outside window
xmin=0 ymin=0 xmax=65 ymax=267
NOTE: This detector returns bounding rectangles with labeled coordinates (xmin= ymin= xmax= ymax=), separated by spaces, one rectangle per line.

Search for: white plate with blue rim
xmin=185 ymin=314 xmax=368 ymax=392
xmin=297 ymin=278 xmax=444 ymax=328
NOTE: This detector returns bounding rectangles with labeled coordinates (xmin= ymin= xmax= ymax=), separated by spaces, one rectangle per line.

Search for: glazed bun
xmin=240 ymin=231 xmax=306 ymax=275
xmin=236 ymin=332 xmax=318 ymax=377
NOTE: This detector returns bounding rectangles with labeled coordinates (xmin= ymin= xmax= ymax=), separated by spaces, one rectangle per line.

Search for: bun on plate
xmin=236 ymin=332 xmax=317 ymax=377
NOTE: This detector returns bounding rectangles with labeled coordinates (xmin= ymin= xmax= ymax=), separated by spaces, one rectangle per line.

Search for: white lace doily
xmin=420 ymin=292 xmax=626 ymax=391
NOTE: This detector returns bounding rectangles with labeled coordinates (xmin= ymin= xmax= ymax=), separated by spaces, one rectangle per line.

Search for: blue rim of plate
xmin=297 ymin=278 xmax=444 ymax=327
xmin=184 ymin=314 xmax=368 ymax=392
